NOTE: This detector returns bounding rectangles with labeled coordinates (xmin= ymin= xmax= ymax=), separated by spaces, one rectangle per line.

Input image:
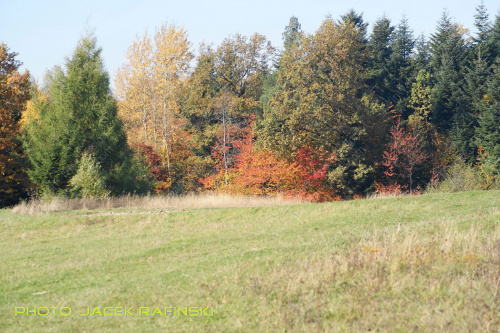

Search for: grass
xmin=1 ymin=191 xmax=499 ymax=332
xmin=11 ymin=193 xmax=299 ymax=214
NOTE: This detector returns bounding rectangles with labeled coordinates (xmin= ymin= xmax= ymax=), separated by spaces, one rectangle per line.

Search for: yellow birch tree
xmin=115 ymin=32 xmax=155 ymax=148
xmin=152 ymin=23 xmax=193 ymax=175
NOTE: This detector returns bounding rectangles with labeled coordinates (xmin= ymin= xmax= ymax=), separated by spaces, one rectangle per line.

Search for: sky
xmin=2 ymin=0 xmax=500 ymax=89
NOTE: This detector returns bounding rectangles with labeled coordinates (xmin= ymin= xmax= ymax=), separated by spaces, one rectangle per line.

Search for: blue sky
xmin=2 ymin=0 xmax=499 ymax=88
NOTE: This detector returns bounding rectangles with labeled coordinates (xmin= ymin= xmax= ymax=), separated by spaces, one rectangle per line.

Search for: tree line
xmin=1 ymin=4 xmax=500 ymax=206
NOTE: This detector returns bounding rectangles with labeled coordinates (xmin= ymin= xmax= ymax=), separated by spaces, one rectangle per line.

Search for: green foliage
xmin=490 ymin=15 xmax=500 ymax=61
xmin=282 ymin=16 xmax=302 ymax=51
xmin=427 ymin=159 xmax=484 ymax=193
xmin=387 ymin=17 xmax=415 ymax=116
xmin=69 ymin=152 xmax=110 ymax=198
xmin=430 ymin=12 xmax=471 ymax=134
xmin=473 ymin=1 xmax=491 ymax=44
xmin=260 ymin=18 xmax=386 ymax=196
xmin=408 ymin=69 xmax=432 ymax=122
xmin=476 ymin=61 xmax=500 ymax=178
xmin=341 ymin=9 xmax=368 ymax=42
xmin=14 ymin=9 xmax=500 ymax=201
xmin=23 ymin=33 xmax=152 ymax=196
xmin=412 ymin=34 xmax=431 ymax=73
xmin=367 ymin=16 xmax=394 ymax=104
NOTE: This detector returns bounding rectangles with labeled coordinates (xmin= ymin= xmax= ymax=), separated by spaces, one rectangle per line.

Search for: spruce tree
xmin=282 ymin=16 xmax=302 ymax=51
xmin=476 ymin=60 xmax=500 ymax=177
xmin=23 ymin=34 xmax=152 ymax=196
xmin=341 ymin=9 xmax=369 ymax=44
xmin=387 ymin=17 xmax=415 ymax=116
xmin=429 ymin=11 xmax=470 ymax=136
xmin=412 ymin=34 xmax=431 ymax=73
xmin=474 ymin=0 xmax=491 ymax=45
xmin=490 ymin=15 xmax=500 ymax=61
xmin=367 ymin=16 xmax=394 ymax=104
xmin=466 ymin=1 xmax=492 ymax=110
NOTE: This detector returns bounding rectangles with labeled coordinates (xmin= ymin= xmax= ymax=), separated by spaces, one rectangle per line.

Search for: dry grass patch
xmin=12 ymin=193 xmax=300 ymax=214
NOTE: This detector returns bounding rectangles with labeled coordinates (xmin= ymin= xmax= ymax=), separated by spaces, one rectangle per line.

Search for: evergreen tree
xmin=473 ymin=1 xmax=491 ymax=46
xmin=465 ymin=1 xmax=492 ymax=112
xmin=490 ymin=15 xmax=500 ymax=61
xmin=23 ymin=34 xmax=152 ymax=196
xmin=341 ymin=9 xmax=369 ymax=44
xmin=466 ymin=50 xmax=490 ymax=112
xmin=259 ymin=16 xmax=303 ymax=122
xmin=282 ymin=16 xmax=302 ymax=51
xmin=387 ymin=16 xmax=415 ymax=116
xmin=476 ymin=60 xmax=500 ymax=177
xmin=429 ymin=11 xmax=470 ymax=135
xmin=367 ymin=16 xmax=394 ymax=104
xmin=412 ymin=34 xmax=431 ymax=73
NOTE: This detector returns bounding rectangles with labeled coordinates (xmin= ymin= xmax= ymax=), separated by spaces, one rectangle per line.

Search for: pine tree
xmin=23 ymin=33 xmax=152 ymax=196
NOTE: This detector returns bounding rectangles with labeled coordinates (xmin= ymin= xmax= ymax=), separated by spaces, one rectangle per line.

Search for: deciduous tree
xmin=0 ymin=43 xmax=30 ymax=207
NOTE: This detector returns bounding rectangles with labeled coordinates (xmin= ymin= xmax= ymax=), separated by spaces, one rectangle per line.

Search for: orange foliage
xmin=200 ymin=115 xmax=340 ymax=202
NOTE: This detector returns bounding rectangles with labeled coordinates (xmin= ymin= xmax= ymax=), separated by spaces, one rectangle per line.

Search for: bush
xmin=69 ymin=152 xmax=110 ymax=198
xmin=427 ymin=159 xmax=484 ymax=193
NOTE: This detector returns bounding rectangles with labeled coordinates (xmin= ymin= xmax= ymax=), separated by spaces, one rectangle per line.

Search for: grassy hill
xmin=1 ymin=191 xmax=499 ymax=332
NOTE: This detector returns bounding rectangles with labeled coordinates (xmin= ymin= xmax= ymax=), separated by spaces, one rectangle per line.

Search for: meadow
xmin=1 ymin=191 xmax=499 ymax=332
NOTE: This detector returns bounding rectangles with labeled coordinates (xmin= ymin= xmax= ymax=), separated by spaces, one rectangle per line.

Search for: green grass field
xmin=1 ymin=191 xmax=499 ymax=332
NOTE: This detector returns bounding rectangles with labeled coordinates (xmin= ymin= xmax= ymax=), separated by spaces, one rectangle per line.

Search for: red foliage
xmin=200 ymin=114 xmax=340 ymax=202
xmin=380 ymin=116 xmax=427 ymax=193
xmin=133 ymin=143 xmax=170 ymax=193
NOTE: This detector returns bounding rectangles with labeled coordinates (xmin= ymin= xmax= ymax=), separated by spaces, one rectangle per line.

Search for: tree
xmin=23 ymin=33 xmax=152 ymax=196
xmin=412 ymin=34 xmax=431 ymax=73
xmin=182 ymin=33 xmax=275 ymax=190
xmin=476 ymin=60 xmax=500 ymax=178
xmin=407 ymin=70 xmax=454 ymax=184
xmin=489 ymin=15 xmax=500 ymax=61
xmin=465 ymin=2 xmax=492 ymax=125
xmin=473 ymin=1 xmax=491 ymax=46
xmin=152 ymin=23 xmax=193 ymax=176
xmin=201 ymin=116 xmax=338 ymax=202
xmin=69 ymin=152 xmax=110 ymax=198
xmin=408 ymin=70 xmax=432 ymax=125
xmin=260 ymin=17 xmax=386 ymax=196
xmin=429 ymin=11 xmax=472 ymax=162
xmin=387 ymin=16 xmax=415 ymax=116
xmin=341 ymin=9 xmax=368 ymax=43
xmin=116 ymin=24 xmax=194 ymax=192
xmin=115 ymin=32 xmax=154 ymax=148
xmin=0 ymin=43 xmax=30 ymax=207
xmin=367 ymin=16 xmax=394 ymax=104
xmin=381 ymin=117 xmax=427 ymax=192
xmin=282 ymin=16 xmax=302 ymax=51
